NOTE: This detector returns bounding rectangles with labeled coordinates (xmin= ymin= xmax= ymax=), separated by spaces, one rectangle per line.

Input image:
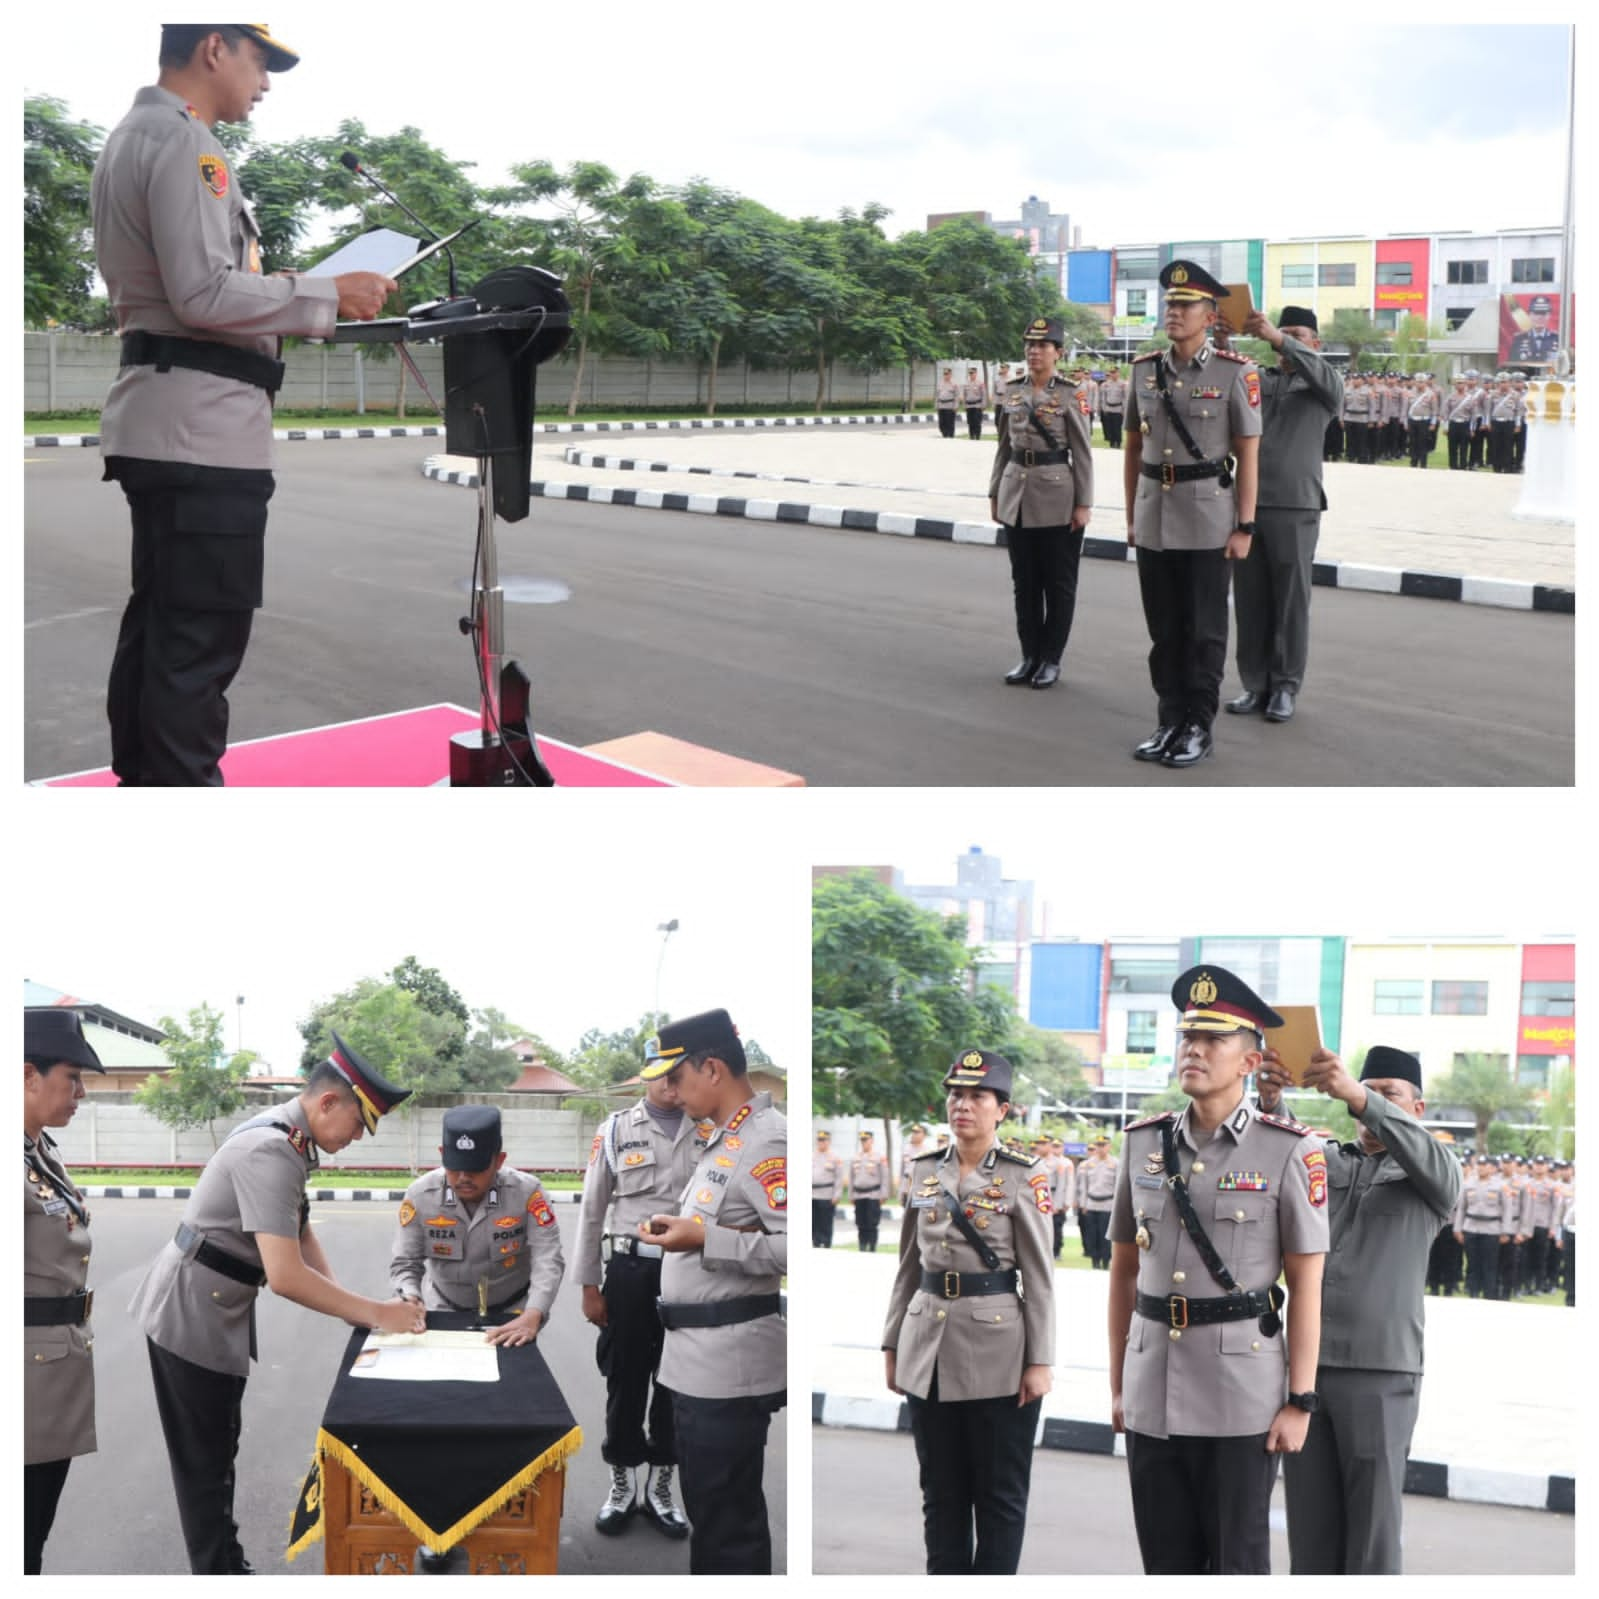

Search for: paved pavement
xmin=25 ymin=443 xmax=1573 ymax=784
xmin=811 ymin=1428 xmax=1575 ymax=1574
xmin=808 ymin=1244 xmax=1575 ymax=1506
xmin=41 ymin=1200 xmax=785 ymax=1576
xmin=441 ymin=426 xmax=1575 ymax=589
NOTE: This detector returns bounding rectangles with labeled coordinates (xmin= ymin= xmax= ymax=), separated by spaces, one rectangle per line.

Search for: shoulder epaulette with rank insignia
xmin=996 ymin=1146 xmax=1039 ymax=1168
xmin=1132 ymin=350 xmax=1161 ymax=364
xmin=1213 ymin=348 xmax=1249 ymax=364
xmin=1124 ymin=1110 xmax=1175 ymax=1130
xmin=1257 ymin=1110 xmax=1313 ymax=1136
xmin=912 ymin=1146 xmax=944 ymax=1162
xmin=285 ymin=1126 xmax=310 ymax=1156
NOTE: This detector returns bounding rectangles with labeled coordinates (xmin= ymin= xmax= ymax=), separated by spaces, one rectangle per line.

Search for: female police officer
xmin=24 ymin=1008 xmax=106 ymax=1573
xmin=882 ymin=1048 xmax=1055 ymax=1573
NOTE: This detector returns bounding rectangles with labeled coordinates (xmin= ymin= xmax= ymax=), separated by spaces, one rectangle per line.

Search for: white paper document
xmin=302 ymin=227 xmax=420 ymax=278
xmin=349 ymin=1328 xmax=500 ymax=1383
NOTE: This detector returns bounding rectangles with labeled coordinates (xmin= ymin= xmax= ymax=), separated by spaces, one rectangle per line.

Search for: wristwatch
xmin=1287 ymin=1390 xmax=1321 ymax=1414
xmin=1235 ymin=520 xmax=1258 ymax=535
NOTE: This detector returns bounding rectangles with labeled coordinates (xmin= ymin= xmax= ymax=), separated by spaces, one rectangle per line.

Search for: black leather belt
xmin=176 ymin=1224 xmax=266 ymax=1288
xmin=921 ymin=1268 xmax=1019 ymax=1300
xmin=656 ymin=1292 xmax=781 ymax=1330
xmin=121 ymin=331 xmax=286 ymax=396
xmin=1016 ymin=448 xmax=1071 ymax=467
xmin=607 ymin=1234 xmax=664 ymax=1260
xmin=1141 ymin=459 xmax=1226 ymax=486
xmin=1136 ymin=1288 xmax=1278 ymax=1329
xmin=439 ymin=1289 xmax=524 ymax=1314
xmin=24 ymin=1291 xmax=93 ymax=1327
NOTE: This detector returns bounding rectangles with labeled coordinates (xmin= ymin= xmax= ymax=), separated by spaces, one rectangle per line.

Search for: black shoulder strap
xmin=941 ymin=1187 xmax=1002 ymax=1272
xmin=1153 ymin=355 xmax=1213 ymax=465
xmin=1160 ymin=1117 xmax=1240 ymax=1293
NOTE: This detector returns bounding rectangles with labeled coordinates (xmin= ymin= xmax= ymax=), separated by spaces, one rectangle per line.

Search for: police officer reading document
xmin=636 ymin=1010 xmax=786 ymax=1575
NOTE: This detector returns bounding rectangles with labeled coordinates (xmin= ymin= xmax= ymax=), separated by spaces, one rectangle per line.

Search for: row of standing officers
xmin=24 ymin=1004 xmax=784 ymax=1576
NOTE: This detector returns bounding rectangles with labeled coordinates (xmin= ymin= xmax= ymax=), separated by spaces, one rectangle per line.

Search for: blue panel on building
xmin=1030 ymin=944 xmax=1103 ymax=1030
xmin=1068 ymin=251 xmax=1112 ymax=304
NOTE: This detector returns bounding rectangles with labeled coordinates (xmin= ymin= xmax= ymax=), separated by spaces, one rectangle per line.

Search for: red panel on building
xmin=1519 ymin=943 xmax=1575 ymax=1059
xmin=1374 ymin=237 xmax=1429 ymax=317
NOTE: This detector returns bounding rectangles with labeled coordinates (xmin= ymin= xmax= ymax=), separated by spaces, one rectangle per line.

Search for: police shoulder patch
xmin=1257 ymin=1110 xmax=1313 ymax=1136
xmin=1125 ymin=1110 xmax=1174 ymax=1130
xmin=912 ymin=1147 xmax=944 ymax=1162
xmin=1213 ymin=347 xmax=1249 ymax=363
xmin=398 ymin=1198 xmax=417 ymax=1227
xmin=996 ymin=1147 xmax=1039 ymax=1168
xmin=1132 ymin=350 xmax=1162 ymax=364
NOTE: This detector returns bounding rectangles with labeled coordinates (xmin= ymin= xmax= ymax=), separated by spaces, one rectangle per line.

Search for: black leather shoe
xmin=1265 ymin=687 xmax=1297 ymax=722
xmin=1030 ymin=662 xmax=1061 ymax=689
xmin=1160 ymin=723 xmax=1214 ymax=768
xmin=1132 ymin=725 xmax=1179 ymax=762
xmin=1004 ymin=658 xmax=1041 ymax=685
xmin=1225 ymin=690 xmax=1267 ymax=715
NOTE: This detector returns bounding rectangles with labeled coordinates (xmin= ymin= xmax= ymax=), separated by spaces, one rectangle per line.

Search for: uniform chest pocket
xmin=492 ymin=1218 xmax=527 ymax=1256
xmin=1221 ymin=1320 xmax=1280 ymax=1356
xmin=1130 ymin=1187 xmax=1169 ymax=1220
xmin=1215 ymin=1192 xmax=1269 ymax=1227
xmin=427 ymin=1227 xmax=464 ymax=1260
xmin=971 ymin=1304 xmax=1019 ymax=1328
xmin=616 ymin=1153 xmax=659 ymax=1196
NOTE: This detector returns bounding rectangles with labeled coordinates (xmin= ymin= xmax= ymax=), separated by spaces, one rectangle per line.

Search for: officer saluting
xmin=574 ymin=1068 xmax=704 ymax=1536
xmin=390 ymin=1105 xmax=565 ymax=1342
xmin=1125 ymin=262 xmax=1262 ymax=768
xmin=129 ymin=1032 xmax=423 ymax=1573
xmin=24 ymin=1009 xmax=106 ymax=1575
xmin=638 ymin=1010 xmax=786 ymax=1574
xmin=1108 ymin=966 xmax=1328 ymax=1574
xmin=92 ymin=26 xmax=395 ymax=785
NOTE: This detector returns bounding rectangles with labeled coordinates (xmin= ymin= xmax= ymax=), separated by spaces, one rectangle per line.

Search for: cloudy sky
xmin=22 ymin=14 xmax=1575 ymax=250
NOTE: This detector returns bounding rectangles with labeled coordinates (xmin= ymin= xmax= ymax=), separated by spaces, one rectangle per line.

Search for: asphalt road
xmin=25 ymin=443 xmax=1573 ymax=784
xmin=811 ymin=1426 xmax=1573 ymax=1574
xmin=42 ymin=1200 xmax=786 ymax=1576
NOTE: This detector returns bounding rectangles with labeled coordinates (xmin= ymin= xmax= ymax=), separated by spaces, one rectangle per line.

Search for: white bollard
xmin=1512 ymin=380 xmax=1577 ymax=523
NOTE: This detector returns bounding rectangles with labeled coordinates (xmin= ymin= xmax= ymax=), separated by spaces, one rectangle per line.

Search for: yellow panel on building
xmin=1263 ymin=238 xmax=1376 ymax=323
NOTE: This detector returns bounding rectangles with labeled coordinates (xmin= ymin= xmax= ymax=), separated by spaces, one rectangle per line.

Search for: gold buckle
xmin=1160 ymin=463 xmax=1176 ymax=488
xmin=1168 ymin=1295 xmax=1188 ymax=1330
xmin=943 ymin=1272 xmax=961 ymax=1299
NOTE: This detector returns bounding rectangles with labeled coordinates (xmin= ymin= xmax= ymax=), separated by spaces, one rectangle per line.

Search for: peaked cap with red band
xmin=326 ymin=1030 xmax=410 ymax=1133
xmin=1170 ymin=965 xmax=1283 ymax=1039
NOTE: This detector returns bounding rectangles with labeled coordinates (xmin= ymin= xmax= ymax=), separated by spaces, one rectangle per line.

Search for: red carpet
xmin=43 ymin=705 xmax=671 ymax=787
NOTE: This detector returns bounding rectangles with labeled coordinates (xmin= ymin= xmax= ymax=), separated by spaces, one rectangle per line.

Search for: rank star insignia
xmin=1144 ymin=1156 xmax=1165 ymax=1175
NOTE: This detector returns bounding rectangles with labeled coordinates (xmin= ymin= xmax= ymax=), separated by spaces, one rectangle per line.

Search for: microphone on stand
xmin=339 ymin=149 xmax=466 ymax=308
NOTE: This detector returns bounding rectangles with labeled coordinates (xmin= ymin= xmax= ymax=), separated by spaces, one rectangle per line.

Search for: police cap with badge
xmin=1022 ymin=317 xmax=1066 ymax=348
xmin=1160 ymin=259 xmax=1230 ymax=304
xmin=326 ymin=1030 xmax=411 ymax=1133
xmin=25 ymin=1007 xmax=107 ymax=1073
xmin=442 ymin=1105 xmax=502 ymax=1173
xmin=942 ymin=1047 xmax=1014 ymax=1100
xmin=1171 ymin=965 xmax=1282 ymax=1041
xmin=160 ymin=22 xmax=301 ymax=70
xmin=639 ymin=1008 xmax=745 ymax=1080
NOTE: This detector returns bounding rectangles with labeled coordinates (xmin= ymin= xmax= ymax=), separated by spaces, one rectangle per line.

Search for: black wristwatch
xmin=1236 ymin=520 xmax=1258 ymax=535
xmin=1287 ymin=1390 xmax=1320 ymax=1414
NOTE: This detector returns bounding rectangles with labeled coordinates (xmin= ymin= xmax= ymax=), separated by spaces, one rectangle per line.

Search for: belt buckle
xmin=942 ymin=1271 xmax=961 ymax=1300
xmin=1168 ymin=1295 xmax=1188 ymax=1330
xmin=1022 ymin=448 xmax=1036 ymax=468
xmin=1160 ymin=462 xmax=1176 ymax=489
xmin=81 ymin=1290 xmax=94 ymax=1322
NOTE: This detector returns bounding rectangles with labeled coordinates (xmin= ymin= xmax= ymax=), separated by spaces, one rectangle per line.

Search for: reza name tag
xmin=41 ymin=1198 xmax=70 ymax=1215
xmin=911 ymin=1194 xmax=941 ymax=1209
xmin=1133 ymin=1173 xmax=1165 ymax=1191
xmin=1217 ymin=1172 xmax=1269 ymax=1192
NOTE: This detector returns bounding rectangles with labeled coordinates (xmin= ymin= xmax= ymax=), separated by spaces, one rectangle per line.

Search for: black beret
xmin=1360 ymin=1046 xmax=1423 ymax=1091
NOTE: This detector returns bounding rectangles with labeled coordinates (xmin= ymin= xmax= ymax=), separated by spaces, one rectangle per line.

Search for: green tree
xmin=812 ymin=870 xmax=1021 ymax=1125
xmin=1326 ymin=308 xmax=1387 ymax=372
xmin=1009 ymin=1022 xmax=1089 ymax=1110
xmin=136 ymin=1003 xmax=256 ymax=1149
xmin=561 ymin=1014 xmax=655 ymax=1117
xmin=918 ymin=217 xmax=1058 ymax=360
xmin=1541 ymin=1064 xmax=1575 ymax=1160
xmin=1056 ymin=302 xmax=1108 ymax=352
xmin=1427 ymin=1052 xmax=1536 ymax=1150
xmin=390 ymin=956 xmax=469 ymax=1061
xmin=297 ymin=978 xmax=465 ymax=1094
xmin=1389 ymin=312 xmax=1448 ymax=375
xmin=457 ymin=1006 xmax=529 ymax=1092
xmin=23 ymin=96 xmax=104 ymax=328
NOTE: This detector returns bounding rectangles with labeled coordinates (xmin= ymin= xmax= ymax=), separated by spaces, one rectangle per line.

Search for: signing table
xmin=287 ymin=1311 xmax=581 ymax=1574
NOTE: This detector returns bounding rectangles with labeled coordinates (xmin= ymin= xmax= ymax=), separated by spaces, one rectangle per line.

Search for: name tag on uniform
xmin=1133 ymin=1173 xmax=1165 ymax=1191
xmin=1217 ymin=1172 xmax=1269 ymax=1191
xmin=41 ymin=1198 xmax=70 ymax=1215
xmin=911 ymin=1194 xmax=941 ymax=1209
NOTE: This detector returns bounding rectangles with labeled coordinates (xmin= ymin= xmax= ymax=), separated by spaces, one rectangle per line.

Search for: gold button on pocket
xmin=935 ymin=1310 xmax=947 ymax=1321
xmin=1235 ymin=1209 xmax=1246 ymax=1220
xmin=1251 ymin=1341 xmax=1261 ymax=1351
xmin=212 ymin=1291 xmax=222 ymax=1300
xmin=1173 ymin=1271 xmax=1186 ymax=1284
xmin=1169 ymin=1329 xmax=1182 ymax=1341
xmin=1192 ymin=1162 xmax=1205 ymax=1173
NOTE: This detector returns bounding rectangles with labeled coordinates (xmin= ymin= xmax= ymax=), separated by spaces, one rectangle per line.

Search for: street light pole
xmin=236 ymin=995 xmax=244 ymax=1056
xmin=654 ymin=920 xmax=679 ymax=1029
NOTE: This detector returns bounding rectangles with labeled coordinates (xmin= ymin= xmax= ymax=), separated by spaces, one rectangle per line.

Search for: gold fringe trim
xmin=284 ymin=1440 xmax=329 ymax=1563
xmin=313 ymin=1423 xmax=584 ymax=1553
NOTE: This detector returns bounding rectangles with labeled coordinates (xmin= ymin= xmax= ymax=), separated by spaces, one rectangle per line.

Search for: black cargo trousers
xmin=103 ymin=456 xmax=274 ymax=786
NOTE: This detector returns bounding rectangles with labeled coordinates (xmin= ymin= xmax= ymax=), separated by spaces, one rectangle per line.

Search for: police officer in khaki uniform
xmin=1256 ymin=1045 xmax=1461 ymax=1573
xmin=1125 ymin=261 xmax=1262 ymax=768
xmin=639 ymin=1010 xmax=786 ymax=1575
xmin=1048 ymin=1139 xmax=1076 ymax=1258
xmin=884 ymin=1049 xmax=1055 ymax=1574
xmin=129 ymin=1032 xmax=422 ymax=1572
xmin=962 ymin=367 xmax=988 ymax=439
xmin=848 ymin=1129 xmax=891 ymax=1251
xmin=91 ymin=27 xmax=395 ymax=785
xmin=936 ymin=368 xmax=960 ymax=438
xmin=574 ymin=1074 xmax=704 ymax=1536
xmin=990 ymin=316 xmax=1095 ymax=690
xmin=1520 ymin=1155 xmax=1561 ymax=1295
xmin=390 ymin=1106 xmax=565 ymax=1332
xmin=898 ymin=1123 xmax=931 ymax=1203
xmin=1221 ymin=306 xmax=1341 ymax=727
xmin=24 ymin=1009 xmax=106 ymax=1574
xmin=812 ymin=1130 xmax=845 ymax=1246
xmin=1077 ymin=1135 xmax=1118 ymax=1267
xmin=1099 ymin=365 xmax=1128 ymax=447
xmin=1108 ymin=966 xmax=1328 ymax=1575
xmin=1451 ymin=1153 xmax=1511 ymax=1298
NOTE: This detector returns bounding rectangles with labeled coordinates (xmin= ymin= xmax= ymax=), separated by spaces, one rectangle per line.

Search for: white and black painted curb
xmin=23 ymin=413 xmax=937 ymax=449
xmin=81 ymin=1184 xmax=584 ymax=1203
xmin=811 ymin=1392 xmax=1575 ymax=1514
xmin=420 ymin=460 xmax=1575 ymax=616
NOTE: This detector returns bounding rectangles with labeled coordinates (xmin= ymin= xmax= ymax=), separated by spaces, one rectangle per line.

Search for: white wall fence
xmin=24 ymin=332 xmax=944 ymax=416
xmin=57 ymin=1093 xmax=607 ymax=1174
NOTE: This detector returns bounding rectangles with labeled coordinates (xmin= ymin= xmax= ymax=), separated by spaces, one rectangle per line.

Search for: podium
xmin=287 ymin=1312 xmax=582 ymax=1573
xmin=328 ymin=269 xmax=572 ymax=784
